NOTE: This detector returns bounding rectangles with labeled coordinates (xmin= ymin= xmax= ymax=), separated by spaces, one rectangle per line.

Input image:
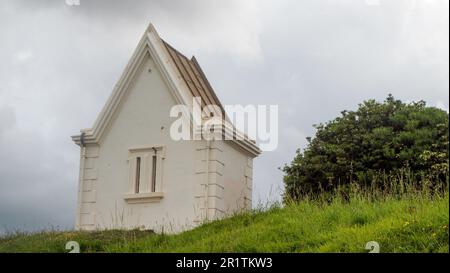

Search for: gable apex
xmin=72 ymin=23 xmax=260 ymax=157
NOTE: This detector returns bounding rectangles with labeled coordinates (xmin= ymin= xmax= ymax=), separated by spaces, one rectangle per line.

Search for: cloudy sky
xmin=0 ymin=0 xmax=448 ymax=233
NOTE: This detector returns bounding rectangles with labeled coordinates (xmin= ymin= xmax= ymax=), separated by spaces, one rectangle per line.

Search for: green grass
xmin=1 ymin=192 xmax=448 ymax=253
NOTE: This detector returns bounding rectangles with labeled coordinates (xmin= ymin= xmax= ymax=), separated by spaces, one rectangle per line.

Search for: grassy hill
xmin=0 ymin=191 xmax=448 ymax=253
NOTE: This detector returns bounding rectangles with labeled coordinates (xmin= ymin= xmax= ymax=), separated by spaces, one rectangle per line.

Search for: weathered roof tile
xmin=162 ymin=39 xmax=225 ymax=115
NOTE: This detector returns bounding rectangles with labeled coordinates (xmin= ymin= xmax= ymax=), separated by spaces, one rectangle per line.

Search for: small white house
xmin=71 ymin=24 xmax=260 ymax=233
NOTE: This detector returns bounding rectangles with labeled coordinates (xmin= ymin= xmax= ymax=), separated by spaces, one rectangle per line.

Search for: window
xmin=125 ymin=146 xmax=165 ymax=203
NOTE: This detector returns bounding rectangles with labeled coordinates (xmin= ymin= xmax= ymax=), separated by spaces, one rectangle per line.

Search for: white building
xmin=71 ymin=24 xmax=260 ymax=233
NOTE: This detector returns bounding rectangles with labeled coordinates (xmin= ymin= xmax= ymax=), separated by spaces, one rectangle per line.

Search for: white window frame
xmin=124 ymin=146 xmax=165 ymax=203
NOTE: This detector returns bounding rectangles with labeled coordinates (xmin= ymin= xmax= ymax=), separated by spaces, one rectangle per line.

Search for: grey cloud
xmin=0 ymin=105 xmax=16 ymax=136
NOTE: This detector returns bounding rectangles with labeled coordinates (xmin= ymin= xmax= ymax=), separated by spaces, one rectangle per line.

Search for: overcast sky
xmin=0 ymin=0 xmax=448 ymax=233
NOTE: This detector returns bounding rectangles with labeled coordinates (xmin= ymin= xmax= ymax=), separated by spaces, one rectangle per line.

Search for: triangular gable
xmin=72 ymin=23 xmax=260 ymax=157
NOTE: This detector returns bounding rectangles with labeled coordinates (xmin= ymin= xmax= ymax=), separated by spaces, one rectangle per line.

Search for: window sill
xmin=124 ymin=192 xmax=164 ymax=204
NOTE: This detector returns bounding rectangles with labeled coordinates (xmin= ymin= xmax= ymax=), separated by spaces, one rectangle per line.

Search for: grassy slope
xmin=0 ymin=193 xmax=448 ymax=253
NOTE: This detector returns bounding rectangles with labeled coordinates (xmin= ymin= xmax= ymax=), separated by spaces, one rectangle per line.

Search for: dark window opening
xmin=151 ymin=155 xmax=157 ymax=192
xmin=135 ymin=157 xmax=141 ymax=193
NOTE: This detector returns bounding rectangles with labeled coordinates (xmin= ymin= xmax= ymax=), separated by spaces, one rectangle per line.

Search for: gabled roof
xmin=72 ymin=23 xmax=260 ymax=157
xmin=162 ymin=40 xmax=225 ymax=113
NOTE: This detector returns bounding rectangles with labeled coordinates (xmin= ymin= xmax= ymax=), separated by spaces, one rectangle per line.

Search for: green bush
xmin=282 ymin=95 xmax=449 ymax=201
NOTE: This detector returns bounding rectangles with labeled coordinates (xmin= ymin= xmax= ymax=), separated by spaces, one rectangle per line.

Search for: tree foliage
xmin=283 ymin=95 xmax=449 ymax=201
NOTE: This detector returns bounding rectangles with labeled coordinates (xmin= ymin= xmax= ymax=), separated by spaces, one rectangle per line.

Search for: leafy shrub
xmin=283 ymin=95 xmax=449 ymax=201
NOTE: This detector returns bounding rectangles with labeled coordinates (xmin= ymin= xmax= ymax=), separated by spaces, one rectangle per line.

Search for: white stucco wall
xmin=217 ymin=141 xmax=253 ymax=213
xmin=76 ymin=52 xmax=254 ymax=233
xmin=81 ymin=53 xmax=201 ymax=233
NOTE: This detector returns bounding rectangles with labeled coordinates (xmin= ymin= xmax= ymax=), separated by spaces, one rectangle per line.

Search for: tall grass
xmin=285 ymin=167 xmax=449 ymax=204
xmin=0 ymin=170 xmax=448 ymax=253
